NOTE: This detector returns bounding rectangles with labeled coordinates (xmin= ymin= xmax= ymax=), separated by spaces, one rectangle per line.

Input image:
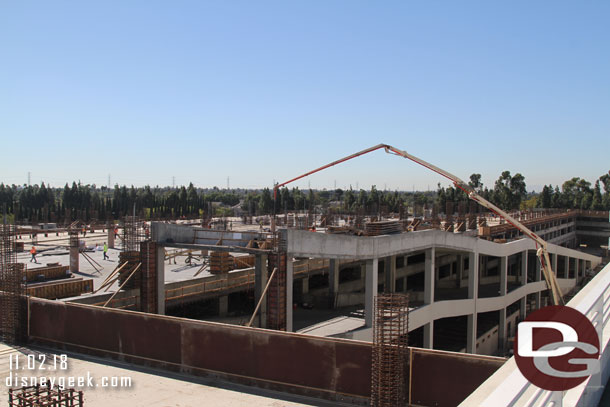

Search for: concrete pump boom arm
xmin=274 ymin=143 xmax=564 ymax=305
xmin=384 ymin=145 xmax=564 ymax=305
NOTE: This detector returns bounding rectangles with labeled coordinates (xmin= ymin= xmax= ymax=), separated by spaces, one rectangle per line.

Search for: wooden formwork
xmin=210 ymin=251 xmax=233 ymax=274
xmin=27 ymin=278 xmax=93 ymax=300
xmin=25 ymin=265 xmax=70 ymax=282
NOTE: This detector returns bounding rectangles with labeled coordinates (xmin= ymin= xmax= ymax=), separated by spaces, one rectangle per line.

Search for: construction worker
xmin=30 ymin=246 xmax=37 ymax=263
xmin=103 ymin=242 xmax=109 ymax=260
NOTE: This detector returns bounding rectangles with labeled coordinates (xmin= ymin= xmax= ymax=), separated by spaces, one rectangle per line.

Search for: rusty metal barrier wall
xmin=27 ymin=298 xmax=505 ymax=406
xmin=27 ymin=298 xmax=372 ymax=403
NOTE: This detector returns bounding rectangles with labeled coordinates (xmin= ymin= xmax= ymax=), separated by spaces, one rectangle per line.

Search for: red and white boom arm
xmin=274 ymin=143 xmax=564 ymax=305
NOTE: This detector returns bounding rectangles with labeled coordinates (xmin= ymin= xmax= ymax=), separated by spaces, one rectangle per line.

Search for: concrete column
xmin=384 ymin=255 xmax=396 ymax=293
xmin=520 ymin=251 xmax=528 ymax=319
xmin=521 ymin=251 xmax=528 ymax=286
xmin=219 ymin=295 xmax=228 ymax=317
xmin=552 ymin=253 xmax=558 ymax=278
xmin=499 ymin=256 xmax=508 ymax=353
xmin=302 ymin=277 xmax=309 ymax=294
xmin=69 ymin=244 xmax=79 ymax=273
xmin=423 ymin=323 xmax=433 ymax=349
xmin=364 ymin=258 xmax=378 ymax=328
xmin=286 ymin=257 xmax=293 ymax=332
xmin=107 ymin=226 xmax=115 ymax=249
xmin=499 ymin=307 xmax=507 ymax=353
xmin=575 ymin=258 xmax=580 ymax=280
xmin=255 ymin=254 xmax=268 ymax=328
xmin=467 ymin=250 xmax=479 ymax=354
xmin=457 ymin=254 xmax=464 ymax=288
xmin=565 ymin=256 xmax=570 ymax=279
xmin=156 ymin=245 xmax=165 ymax=315
xmin=425 ymin=248 xmax=435 ymax=304
xmin=500 ymin=256 xmax=508 ymax=296
xmin=329 ymin=259 xmax=339 ymax=297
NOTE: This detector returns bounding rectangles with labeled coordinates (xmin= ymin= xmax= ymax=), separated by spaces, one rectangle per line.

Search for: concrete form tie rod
xmin=103 ymin=263 xmax=141 ymax=307
xmin=246 ymin=267 xmax=278 ymax=328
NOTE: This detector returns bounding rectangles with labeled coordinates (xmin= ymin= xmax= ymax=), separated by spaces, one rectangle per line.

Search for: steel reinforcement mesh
xmin=371 ymin=293 xmax=409 ymax=407
xmin=0 ymin=224 xmax=26 ymax=344
xmin=123 ymin=216 xmax=144 ymax=253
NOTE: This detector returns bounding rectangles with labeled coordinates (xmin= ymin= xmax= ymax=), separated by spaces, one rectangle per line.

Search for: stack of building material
xmin=365 ymin=220 xmax=403 ymax=236
xmin=210 ymin=251 xmax=233 ymax=274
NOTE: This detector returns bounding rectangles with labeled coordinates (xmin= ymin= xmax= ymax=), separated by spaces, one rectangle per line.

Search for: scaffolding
xmin=8 ymin=385 xmax=84 ymax=406
xmin=371 ymin=293 xmax=409 ymax=407
xmin=0 ymin=223 xmax=25 ymax=344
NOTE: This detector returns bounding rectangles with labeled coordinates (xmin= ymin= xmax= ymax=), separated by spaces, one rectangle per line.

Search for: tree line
xmin=0 ymin=170 xmax=608 ymax=224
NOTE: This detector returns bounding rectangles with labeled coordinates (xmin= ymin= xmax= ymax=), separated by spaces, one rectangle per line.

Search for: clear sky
xmin=1 ymin=1 xmax=609 ymax=192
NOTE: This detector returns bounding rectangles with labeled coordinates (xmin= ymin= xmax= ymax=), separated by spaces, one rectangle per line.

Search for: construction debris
xmin=8 ymin=385 xmax=84 ymax=407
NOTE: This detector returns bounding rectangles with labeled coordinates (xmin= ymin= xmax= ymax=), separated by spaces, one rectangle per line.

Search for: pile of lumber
xmin=364 ymin=220 xmax=403 ymax=236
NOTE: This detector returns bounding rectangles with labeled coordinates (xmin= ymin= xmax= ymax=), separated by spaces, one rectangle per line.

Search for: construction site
xmin=1 ymin=145 xmax=610 ymax=406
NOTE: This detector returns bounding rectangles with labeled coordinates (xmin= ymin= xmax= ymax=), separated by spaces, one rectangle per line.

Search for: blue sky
xmin=1 ymin=1 xmax=609 ymax=192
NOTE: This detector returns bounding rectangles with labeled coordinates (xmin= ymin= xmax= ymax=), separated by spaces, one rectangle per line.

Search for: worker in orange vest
xmin=30 ymin=246 xmax=37 ymax=263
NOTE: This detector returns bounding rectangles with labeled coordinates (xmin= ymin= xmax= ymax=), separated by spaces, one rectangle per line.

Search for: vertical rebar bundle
xmin=123 ymin=216 xmax=144 ymax=252
xmin=0 ymin=223 xmax=25 ymax=343
xmin=371 ymin=293 xmax=409 ymax=407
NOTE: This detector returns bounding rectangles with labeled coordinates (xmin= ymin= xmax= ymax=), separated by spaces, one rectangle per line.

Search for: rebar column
xmin=0 ymin=223 xmax=25 ymax=344
xmin=371 ymin=293 xmax=409 ymax=407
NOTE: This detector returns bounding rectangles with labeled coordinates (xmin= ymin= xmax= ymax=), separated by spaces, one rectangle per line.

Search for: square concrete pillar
xmin=457 ymin=254 xmax=464 ymax=288
xmin=423 ymin=322 xmax=433 ymax=349
xmin=468 ymin=251 xmax=479 ymax=300
xmin=286 ymin=257 xmax=293 ymax=332
xmin=575 ymin=258 xmax=579 ymax=280
xmin=255 ymin=254 xmax=268 ymax=328
xmin=329 ymin=259 xmax=339 ymax=295
xmin=499 ymin=307 xmax=507 ymax=352
xmin=467 ymin=314 xmax=477 ymax=354
xmin=425 ymin=248 xmax=435 ymax=304
xmin=107 ymin=227 xmax=115 ymax=249
xmin=156 ymin=245 xmax=165 ymax=315
xmin=500 ymin=256 xmax=508 ymax=296
xmin=521 ymin=251 xmax=528 ymax=286
xmin=384 ymin=255 xmax=396 ymax=293
xmin=466 ymin=250 xmax=479 ymax=354
xmin=301 ymin=276 xmax=310 ymax=294
xmin=364 ymin=258 xmax=378 ymax=328
xmin=219 ymin=295 xmax=229 ymax=317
